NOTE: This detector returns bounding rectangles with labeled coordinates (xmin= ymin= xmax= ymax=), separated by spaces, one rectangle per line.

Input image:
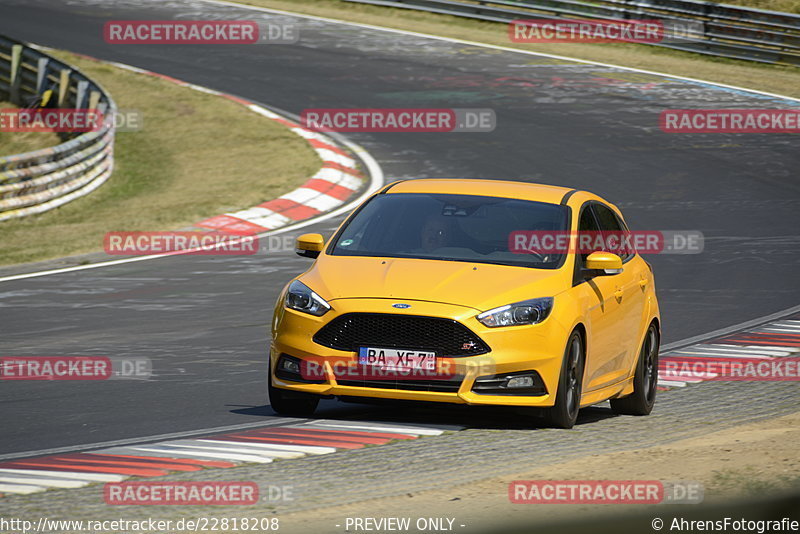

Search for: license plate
xmin=357 ymin=347 xmax=436 ymax=371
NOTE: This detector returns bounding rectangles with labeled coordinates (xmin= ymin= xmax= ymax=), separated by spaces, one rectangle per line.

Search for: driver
xmin=420 ymin=215 xmax=450 ymax=252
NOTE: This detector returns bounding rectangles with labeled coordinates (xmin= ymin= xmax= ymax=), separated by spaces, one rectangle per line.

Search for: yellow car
xmin=269 ymin=179 xmax=660 ymax=428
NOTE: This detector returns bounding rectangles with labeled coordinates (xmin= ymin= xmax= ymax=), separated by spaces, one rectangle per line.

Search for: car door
xmin=591 ymin=203 xmax=646 ymax=380
xmin=572 ymin=203 xmax=625 ymax=393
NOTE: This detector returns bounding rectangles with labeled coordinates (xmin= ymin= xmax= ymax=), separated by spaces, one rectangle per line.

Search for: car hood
xmin=299 ymin=255 xmax=568 ymax=311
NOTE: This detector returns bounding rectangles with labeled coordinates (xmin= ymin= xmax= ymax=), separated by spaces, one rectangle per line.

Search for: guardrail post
xmin=75 ymin=79 xmax=88 ymax=109
xmin=89 ymin=90 xmax=100 ymax=110
xmin=9 ymin=44 xmax=22 ymax=105
xmin=57 ymin=68 xmax=72 ymax=107
xmin=35 ymin=57 xmax=49 ymax=94
xmin=0 ymin=34 xmax=117 ymax=221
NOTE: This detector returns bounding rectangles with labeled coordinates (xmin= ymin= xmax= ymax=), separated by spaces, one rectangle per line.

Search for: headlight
xmin=477 ymin=297 xmax=553 ymax=327
xmin=285 ymin=280 xmax=331 ymax=316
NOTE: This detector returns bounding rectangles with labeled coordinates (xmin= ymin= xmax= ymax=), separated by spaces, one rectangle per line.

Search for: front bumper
xmin=270 ymin=297 xmax=571 ymax=407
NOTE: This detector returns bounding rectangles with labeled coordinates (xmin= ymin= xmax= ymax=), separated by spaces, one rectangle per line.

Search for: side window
xmin=592 ymin=203 xmax=633 ymax=261
xmin=577 ymin=205 xmax=600 ymax=266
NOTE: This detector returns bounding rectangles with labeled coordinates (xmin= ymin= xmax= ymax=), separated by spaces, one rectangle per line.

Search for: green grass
xmin=0 ymin=101 xmax=62 ymax=155
xmin=0 ymin=51 xmax=321 ymax=265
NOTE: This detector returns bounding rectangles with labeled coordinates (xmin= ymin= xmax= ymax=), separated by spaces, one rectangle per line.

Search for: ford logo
xmin=392 ymin=303 xmax=412 ymax=309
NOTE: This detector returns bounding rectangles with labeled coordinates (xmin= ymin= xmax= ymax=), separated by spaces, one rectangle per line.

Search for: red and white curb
xmin=0 ymin=420 xmax=455 ymax=496
xmin=42 ymin=47 xmax=366 ymax=236
xmin=658 ymin=314 xmax=800 ymax=388
xmin=195 ymin=108 xmax=365 ymax=235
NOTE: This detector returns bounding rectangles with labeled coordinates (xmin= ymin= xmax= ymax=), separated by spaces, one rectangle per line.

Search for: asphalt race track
xmin=0 ymin=0 xmax=798 ymax=465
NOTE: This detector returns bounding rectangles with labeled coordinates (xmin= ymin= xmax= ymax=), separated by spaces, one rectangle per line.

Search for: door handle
xmin=614 ymin=288 xmax=623 ymax=302
xmin=639 ymin=277 xmax=649 ymax=289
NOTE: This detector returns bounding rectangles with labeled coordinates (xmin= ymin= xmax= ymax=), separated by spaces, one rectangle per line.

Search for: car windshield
xmin=329 ymin=192 xmax=570 ymax=268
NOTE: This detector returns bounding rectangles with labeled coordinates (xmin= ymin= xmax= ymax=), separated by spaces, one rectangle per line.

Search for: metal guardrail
xmin=0 ymin=35 xmax=116 ymax=222
xmin=345 ymin=0 xmax=800 ymax=66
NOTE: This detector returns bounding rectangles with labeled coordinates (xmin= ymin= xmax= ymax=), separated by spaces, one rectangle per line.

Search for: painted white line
xmin=247 ymin=105 xmax=282 ymax=120
xmin=92 ymin=446 xmax=244 ymax=463
xmin=656 ymin=372 xmax=705 ymax=382
xmin=315 ymin=149 xmax=356 ymax=168
xmin=668 ymin=350 xmax=773 ymax=359
xmin=671 ymin=344 xmax=777 ymax=353
xmin=307 ymin=422 xmax=443 ymax=436
xmin=314 ymin=168 xmax=363 ymax=189
xmin=228 ymin=206 xmax=276 ymax=220
xmin=158 ymin=440 xmax=305 ymax=459
xmin=712 ymin=343 xmax=800 ymax=356
xmin=290 ymin=128 xmax=336 ymax=143
xmin=0 ymin=418 xmax=303 ymax=462
xmin=0 ymin=136 xmax=382 ymax=284
xmin=186 ymin=83 xmax=223 ymax=95
xmin=199 ymin=439 xmax=336 ymax=455
xmin=0 ymin=468 xmax=126 ymax=482
xmin=657 ymin=380 xmax=688 ymax=387
xmin=203 ymin=0 xmax=800 ymax=105
xmin=761 ymin=323 xmax=800 ymax=330
xmin=0 ymin=475 xmax=88 ymax=489
xmin=663 ymin=305 xmax=800 ymax=352
xmin=246 ymin=212 xmax=293 ymax=229
xmin=670 ymin=344 xmax=785 ymax=356
xmin=0 ymin=482 xmax=46 ymax=494
xmin=128 ymin=446 xmax=272 ymax=464
xmin=283 ymin=188 xmax=343 ymax=211
xmin=711 ymin=344 xmax=798 ymax=355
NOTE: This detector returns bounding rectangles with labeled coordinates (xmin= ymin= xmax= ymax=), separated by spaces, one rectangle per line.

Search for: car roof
xmin=383 ymin=179 xmax=576 ymax=205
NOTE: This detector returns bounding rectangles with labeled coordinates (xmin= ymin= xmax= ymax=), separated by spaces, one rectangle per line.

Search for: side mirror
xmin=584 ymin=251 xmax=623 ymax=276
xmin=296 ymin=233 xmax=324 ymax=259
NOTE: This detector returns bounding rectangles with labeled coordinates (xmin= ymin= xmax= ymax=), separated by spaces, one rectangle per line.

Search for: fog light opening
xmin=281 ymin=358 xmax=301 ymax=375
xmin=506 ymin=375 xmax=535 ymax=389
xmin=471 ymin=370 xmax=547 ymax=396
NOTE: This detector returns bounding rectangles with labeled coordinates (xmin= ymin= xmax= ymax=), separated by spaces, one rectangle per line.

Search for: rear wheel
xmin=543 ymin=331 xmax=584 ymax=429
xmin=268 ymin=372 xmax=319 ymax=417
xmin=610 ymin=323 xmax=659 ymax=416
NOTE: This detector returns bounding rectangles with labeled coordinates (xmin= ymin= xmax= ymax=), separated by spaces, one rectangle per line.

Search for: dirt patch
xmin=276 ymin=411 xmax=800 ymax=533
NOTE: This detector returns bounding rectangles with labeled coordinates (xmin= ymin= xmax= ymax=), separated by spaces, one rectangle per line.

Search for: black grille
xmin=338 ymin=378 xmax=462 ymax=393
xmin=313 ymin=313 xmax=490 ymax=357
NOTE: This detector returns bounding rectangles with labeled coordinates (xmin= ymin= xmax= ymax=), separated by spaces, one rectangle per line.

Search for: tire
xmin=543 ymin=331 xmax=585 ymax=429
xmin=610 ymin=323 xmax=659 ymax=416
xmin=268 ymin=372 xmax=319 ymax=417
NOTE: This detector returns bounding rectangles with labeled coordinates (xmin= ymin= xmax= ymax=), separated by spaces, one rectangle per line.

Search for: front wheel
xmin=610 ymin=323 xmax=659 ymax=416
xmin=542 ymin=331 xmax=585 ymax=429
xmin=268 ymin=372 xmax=319 ymax=417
